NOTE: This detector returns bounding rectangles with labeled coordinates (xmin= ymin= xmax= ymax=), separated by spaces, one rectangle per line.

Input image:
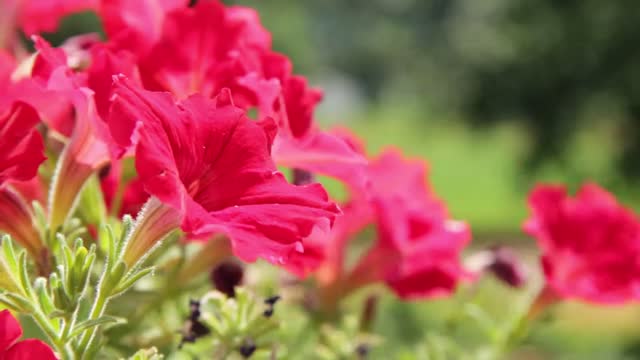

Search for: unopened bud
xmin=239 ymin=338 xmax=257 ymax=358
xmin=487 ymin=247 xmax=527 ymax=288
xmin=356 ymin=343 xmax=370 ymax=359
xmin=292 ymin=168 xmax=315 ymax=186
xmin=210 ymin=260 xmax=244 ymax=298
xmin=263 ymin=295 xmax=280 ymax=318
xmin=466 ymin=246 xmax=527 ymax=288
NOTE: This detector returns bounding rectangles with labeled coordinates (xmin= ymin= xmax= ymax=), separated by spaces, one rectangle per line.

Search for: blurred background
xmin=50 ymin=1 xmax=640 ymax=358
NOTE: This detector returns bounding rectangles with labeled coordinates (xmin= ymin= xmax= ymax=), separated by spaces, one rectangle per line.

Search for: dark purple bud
xmin=356 ymin=344 xmax=370 ymax=358
xmin=263 ymin=295 xmax=280 ymax=318
xmin=210 ymin=260 xmax=244 ymax=298
xmin=487 ymin=246 xmax=527 ymax=288
xmin=239 ymin=338 xmax=257 ymax=358
xmin=179 ymin=299 xmax=210 ymax=348
xmin=188 ymin=299 xmax=201 ymax=320
xmin=292 ymin=168 xmax=315 ymax=186
xmin=98 ymin=163 xmax=112 ymax=179
xmin=264 ymin=295 xmax=281 ymax=306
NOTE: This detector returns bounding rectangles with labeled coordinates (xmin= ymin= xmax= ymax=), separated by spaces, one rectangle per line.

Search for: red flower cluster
xmin=0 ymin=310 xmax=56 ymax=359
xmin=525 ymin=183 xmax=640 ymax=304
xmin=0 ymin=0 xmax=470 ymax=301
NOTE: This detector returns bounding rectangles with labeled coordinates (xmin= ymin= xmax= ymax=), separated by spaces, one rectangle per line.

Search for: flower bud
xmin=466 ymin=246 xmax=527 ymax=288
xmin=122 ymin=198 xmax=181 ymax=267
xmin=0 ymin=187 xmax=46 ymax=268
xmin=239 ymin=338 xmax=256 ymax=358
xmin=210 ymin=260 xmax=244 ymax=298
xmin=292 ymin=168 xmax=315 ymax=186
xmin=486 ymin=246 xmax=527 ymax=288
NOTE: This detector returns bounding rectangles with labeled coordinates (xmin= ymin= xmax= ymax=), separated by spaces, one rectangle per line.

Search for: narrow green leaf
xmin=70 ymin=316 xmax=126 ymax=337
xmin=113 ymin=267 xmax=154 ymax=296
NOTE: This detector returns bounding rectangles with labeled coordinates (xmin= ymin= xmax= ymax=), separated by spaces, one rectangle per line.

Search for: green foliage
xmin=0 ymin=220 xmax=154 ymax=359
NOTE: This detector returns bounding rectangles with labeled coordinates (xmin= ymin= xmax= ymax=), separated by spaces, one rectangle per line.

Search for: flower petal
xmin=0 ymin=310 xmax=22 ymax=353
xmin=4 ymin=339 xmax=57 ymax=360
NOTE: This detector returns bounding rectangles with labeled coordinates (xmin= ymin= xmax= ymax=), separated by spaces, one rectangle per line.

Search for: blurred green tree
xmin=236 ymin=0 xmax=640 ymax=179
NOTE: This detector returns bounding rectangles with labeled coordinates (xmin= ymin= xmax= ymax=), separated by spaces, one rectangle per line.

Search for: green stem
xmin=75 ymin=276 xmax=112 ymax=359
xmin=30 ymin=308 xmax=61 ymax=348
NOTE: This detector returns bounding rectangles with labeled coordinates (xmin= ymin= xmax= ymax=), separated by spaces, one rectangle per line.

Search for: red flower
xmin=0 ymin=0 xmax=96 ymax=49
xmin=351 ymin=150 xmax=471 ymax=300
xmin=135 ymin=0 xmax=269 ymax=99
xmin=0 ymin=102 xmax=45 ymax=186
xmin=99 ymin=0 xmax=188 ymax=56
xmin=0 ymin=310 xmax=56 ymax=359
xmin=109 ymin=77 xmax=339 ymax=265
xmin=237 ymin=57 xmax=368 ymax=186
xmin=291 ymin=146 xmax=471 ymax=302
xmin=0 ymin=102 xmax=46 ymax=267
xmin=525 ymin=183 xmax=640 ymax=304
xmin=102 ymin=0 xmax=366 ymax=185
xmin=99 ymin=161 xmax=148 ymax=218
xmin=30 ymin=37 xmax=116 ymax=230
xmin=17 ymin=0 xmax=97 ymax=35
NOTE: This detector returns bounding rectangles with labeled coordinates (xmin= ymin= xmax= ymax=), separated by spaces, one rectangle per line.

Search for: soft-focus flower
xmin=110 ymin=77 xmax=339 ymax=266
xmin=0 ymin=48 xmax=74 ymax=139
xmin=0 ymin=0 xmax=97 ymax=50
xmin=0 ymin=310 xmax=57 ymax=359
xmin=525 ymin=183 xmax=640 ymax=304
xmin=99 ymin=0 xmax=188 ymax=56
xmin=240 ymin=55 xmax=368 ymax=186
xmin=30 ymin=37 xmax=115 ymax=231
xmin=290 ymin=144 xmax=471 ymax=304
xmin=349 ymin=150 xmax=471 ymax=300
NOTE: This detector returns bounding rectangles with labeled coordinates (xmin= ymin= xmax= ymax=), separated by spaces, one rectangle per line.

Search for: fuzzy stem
xmin=75 ymin=277 xmax=111 ymax=359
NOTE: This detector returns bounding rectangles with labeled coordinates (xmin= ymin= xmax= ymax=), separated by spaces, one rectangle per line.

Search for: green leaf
xmin=70 ymin=316 xmax=126 ymax=337
xmin=126 ymin=347 xmax=164 ymax=360
xmin=2 ymin=236 xmax=19 ymax=275
xmin=77 ymin=175 xmax=108 ymax=227
xmin=113 ymin=267 xmax=154 ymax=296
xmin=34 ymin=277 xmax=56 ymax=315
xmin=0 ymin=293 xmax=34 ymax=312
xmin=17 ymin=252 xmax=34 ymax=298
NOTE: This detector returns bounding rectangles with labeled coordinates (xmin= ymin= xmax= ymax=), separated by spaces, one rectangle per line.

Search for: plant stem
xmin=75 ymin=275 xmax=111 ymax=359
xmin=30 ymin=308 xmax=62 ymax=349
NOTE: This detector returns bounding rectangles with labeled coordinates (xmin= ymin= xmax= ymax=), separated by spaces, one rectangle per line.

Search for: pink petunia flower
xmin=525 ymin=183 xmax=640 ymax=304
xmin=288 ymin=140 xmax=471 ymax=303
xmin=109 ymin=77 xmax=340 ymax=266
xmin=99 ymin=0 xmax=367 ymax=185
